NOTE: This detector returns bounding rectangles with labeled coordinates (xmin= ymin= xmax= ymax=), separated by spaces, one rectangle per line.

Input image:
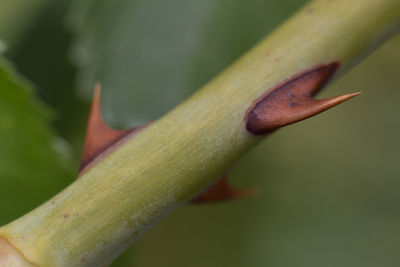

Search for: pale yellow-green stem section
xmin=1 ymin=0 xmax=400 ymax=266
xmin=0 ymin=238 xmax=34 ymax=266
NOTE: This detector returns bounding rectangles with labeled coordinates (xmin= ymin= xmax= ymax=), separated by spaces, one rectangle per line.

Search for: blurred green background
xmin=0 ymin=0 xmax=400 ymax=266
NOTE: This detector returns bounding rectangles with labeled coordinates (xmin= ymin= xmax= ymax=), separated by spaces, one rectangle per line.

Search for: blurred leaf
xmin=8 ymin=0 xmax=89 ymax=162
xmin=0 ymin=0 xmax=51 ymax=44
xmin=0 ymin=58 xmax=73 ymax=225
xmin=69 ymin=0 xmax=307 ymax=127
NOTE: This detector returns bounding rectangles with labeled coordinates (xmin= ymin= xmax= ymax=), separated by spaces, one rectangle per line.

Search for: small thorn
xmin=79 ymin=83 xmax=152 ymax=176
xmin=245 ymin=62 xmax=360 ymax=135
xmin=191 ymin=176 xmax=258 ymax=203
xmin=79 ymin=84 xmax=133 ymax=175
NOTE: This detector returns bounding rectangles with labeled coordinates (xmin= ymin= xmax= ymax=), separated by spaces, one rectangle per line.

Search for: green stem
xmin=1 ymin=0 xmax=400 ymax=265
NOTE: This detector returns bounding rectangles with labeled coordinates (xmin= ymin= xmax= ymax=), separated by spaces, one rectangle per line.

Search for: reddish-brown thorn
xmin=245 ymin=62 xmax=361 ymax=135
xmin=79 ymin=83 xmax=150 ymax=176
xmin=79 ymin=84 xmax=134 ymax=173
xmin=191 ymin=175 xmax=259 ymax=203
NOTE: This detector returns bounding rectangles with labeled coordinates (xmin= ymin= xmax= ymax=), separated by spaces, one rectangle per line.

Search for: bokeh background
xmin=1 ymin=0 xmax=400 ymax=266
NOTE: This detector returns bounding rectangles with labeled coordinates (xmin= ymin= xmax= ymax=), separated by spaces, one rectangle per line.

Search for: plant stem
xmin=1 ymin=0 xmax=400 ymax=265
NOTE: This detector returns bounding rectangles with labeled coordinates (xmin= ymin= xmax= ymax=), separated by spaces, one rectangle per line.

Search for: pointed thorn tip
xmin=340 ymin=91 xmax=362 ymax=100
xmin=322 ymin=91 xmax=362 ymax=109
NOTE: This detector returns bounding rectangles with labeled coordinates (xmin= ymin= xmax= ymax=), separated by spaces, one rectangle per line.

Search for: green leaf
xmin=0 ymin=58 xmax=73 ymax=225
xmin=8 ymin=0 xmax=89 ymax=161
xmin=0 ymin=0 xmax=51 ymax=44
xmin=69 ymin=0 xmax=307 ymax=127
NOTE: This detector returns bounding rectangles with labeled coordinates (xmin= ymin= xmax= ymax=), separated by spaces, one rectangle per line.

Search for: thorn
xmin=79 ymin=83 xmax=134 ymax=175
xmin=245 ymin=62 xmax=361 ymax=135
xmin=191 ymin=176 xmax=259 ymax=203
